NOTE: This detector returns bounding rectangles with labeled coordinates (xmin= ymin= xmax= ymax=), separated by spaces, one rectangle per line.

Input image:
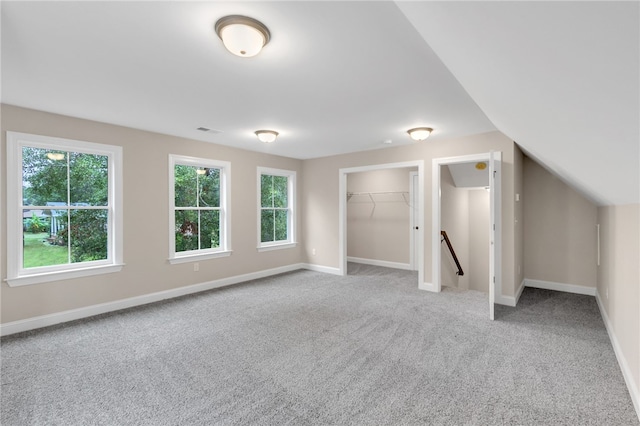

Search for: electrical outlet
xmin=312 ymin=248 xmax=316 ymax=256
xmin=194 ymin=263 xmax=199 ymax=272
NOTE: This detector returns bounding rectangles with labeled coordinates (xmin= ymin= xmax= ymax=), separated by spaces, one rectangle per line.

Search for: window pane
xmin=199 ymin=168 xmax=220 ymax=208
xmin=261 ymin=175 xmax=273 ymax=207
xmin=69 ymin=152 xmax=108 ymax=206
xmin=274 ymin=209 xmax=288 ymax=241
xmin=200 ymin=210 xmax=220 ymax=249
xmin=22 ymin=209 xmax=68 ymax=268
xmin=22 ymin=146 xmax=68 ymax=207
xmin=175 ymin=165 xmax=197 ymax=207
xmin=175 ymin=210 xmax=199 ymax=252
xmin=261 ymin=209 xmax=275 ymax=243
xmin=272 ymin=176 xmax=288 ymax=208
xmin=67 ymin=209 xmax=108 ymax=263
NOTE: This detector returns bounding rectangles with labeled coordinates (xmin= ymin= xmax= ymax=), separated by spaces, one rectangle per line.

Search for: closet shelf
xmin=346 ymin=191 xmax=411 ymax=209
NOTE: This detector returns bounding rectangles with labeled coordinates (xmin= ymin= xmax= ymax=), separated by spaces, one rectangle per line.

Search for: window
xmin=169 ymin=155 xmax=231 ymax=263
xmin=6 ymin=132 xmax=123 ymax=286
xmin=258 ymin=167 xmax=296 ymax=251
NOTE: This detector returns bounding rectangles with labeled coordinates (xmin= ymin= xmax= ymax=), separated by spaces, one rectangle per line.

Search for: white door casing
xmin=339 ymin=161 xmax=424 ymax=286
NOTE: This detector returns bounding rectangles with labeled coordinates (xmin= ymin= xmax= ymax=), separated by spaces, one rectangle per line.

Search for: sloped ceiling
xmin=397 ymin=1 xmax=639 ymax=206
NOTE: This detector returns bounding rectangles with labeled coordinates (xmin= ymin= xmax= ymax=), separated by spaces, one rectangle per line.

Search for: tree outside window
xmin=258 ymin=167 xmax=296 ymax=250
xmin=21 ymin=147 xmax=109 ymax=267
xmin=174 ymin=165 xmax=221 ymax=253
xmin=260 ymin=174 xmax=289 ymax=243
xmin=169 ymin=155 xmax=230 ymax=263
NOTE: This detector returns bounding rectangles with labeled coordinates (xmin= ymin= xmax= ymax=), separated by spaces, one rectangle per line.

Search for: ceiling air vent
xmin=196 ymin=127 xmax=223 ymax=134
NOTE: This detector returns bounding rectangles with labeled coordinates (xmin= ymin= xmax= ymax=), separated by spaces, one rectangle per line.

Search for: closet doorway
xmin=338 ymin=161 xmax=425 ymax=286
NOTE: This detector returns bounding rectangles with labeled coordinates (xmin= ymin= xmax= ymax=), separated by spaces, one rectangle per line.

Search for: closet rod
xmin=347 ymin=191 xmax=409 ymax=196
xmin=346 ymin=191 xmax=411 ymax=208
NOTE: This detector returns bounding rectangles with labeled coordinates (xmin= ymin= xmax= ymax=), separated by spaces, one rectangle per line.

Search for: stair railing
xmin=441 ymin=230 xmax=464 ymax=276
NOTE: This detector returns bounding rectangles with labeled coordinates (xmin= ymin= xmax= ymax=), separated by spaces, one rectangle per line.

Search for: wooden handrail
xmin=441 ymin=230 xmax=464 ymax=276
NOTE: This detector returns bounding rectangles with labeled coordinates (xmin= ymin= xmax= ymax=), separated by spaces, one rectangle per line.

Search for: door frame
xmin=409 ymin=171 xmax=419 ymax=271
xmin=339 ymin=160 xmax=424 ymax=286
xmin=430 ymin=153 xmax=502 ymax=317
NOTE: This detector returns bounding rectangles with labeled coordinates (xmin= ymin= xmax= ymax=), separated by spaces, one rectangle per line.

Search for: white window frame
xmin=168 ymin=154 xmax=231 ymax=264
xmin=6 ymin=132 xmax=124 ymax=287
xmin=257 ymin=167 xmax=297 ymax=252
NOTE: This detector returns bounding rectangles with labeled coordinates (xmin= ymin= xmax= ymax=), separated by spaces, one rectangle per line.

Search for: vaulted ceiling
xmin=2 ymin=1 xmax=638 ymax=205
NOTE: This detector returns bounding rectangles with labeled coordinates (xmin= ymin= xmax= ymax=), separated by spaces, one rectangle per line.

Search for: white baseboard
xmin=1 ymin=263 xmax=310 ymax=336
xmin=495 ymin=295 xmax=517 ymax=307
xmin=514 ymin=278 xmax=526 ymax=305
xmin=524 ymin=279 xmax=597 ymax=296
xmin=595 ymin=292 xmax=640 ymax=422
xmin=302 ymin=263 xmax=342 ymax=276
xmin=347 ymin=256 xmax=412 ymax=271
xmin=493 ymin=280 xmax=524 ymax=307
xmin=419 ymin=282 xmax=437 ymax=292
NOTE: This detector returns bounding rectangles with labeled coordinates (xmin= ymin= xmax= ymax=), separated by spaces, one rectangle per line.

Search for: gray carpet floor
xmin=1 ymin=263 xmax=638 ymax=425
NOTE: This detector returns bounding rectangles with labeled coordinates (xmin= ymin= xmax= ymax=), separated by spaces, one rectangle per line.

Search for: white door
xmin=409 ymin=172 xmax=419 ymax=271
xmin=488 ymin=151 xmax=502 ymax=320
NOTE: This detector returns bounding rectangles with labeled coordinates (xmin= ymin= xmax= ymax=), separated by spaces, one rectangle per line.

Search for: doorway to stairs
xmin=432 ymin=152 xmax=502 ymax=320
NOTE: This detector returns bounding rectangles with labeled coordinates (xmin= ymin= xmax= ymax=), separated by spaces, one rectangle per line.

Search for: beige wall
xmin=597 ymin=204 xmax=640 ymax=399
xmin=1 ymin=105 xmax=304 ymax=323
xmin=1 ymin=106 xmax=519 ymax=323
xmin=346 ymin=167 xmax=416 ymax=265
xmin=302 ymin=131 xmax=518 ymax=298
xmin=468 ymin=189 xmax=490 ymax=292
xmin=523 ymin=156 xmax=597 ymax=288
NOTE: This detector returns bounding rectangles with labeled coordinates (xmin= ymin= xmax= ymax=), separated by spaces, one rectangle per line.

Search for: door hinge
xmin=493 ymin=276 xmax=496 ymax=283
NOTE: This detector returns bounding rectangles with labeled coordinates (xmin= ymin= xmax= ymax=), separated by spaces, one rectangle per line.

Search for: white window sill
xmin=168 ymin=250 xmax=232 ymax=264
xmin=5 ymin=264 xmax=125 ymax=287
xmin=257 ymin=242 xmax=297 ymax=252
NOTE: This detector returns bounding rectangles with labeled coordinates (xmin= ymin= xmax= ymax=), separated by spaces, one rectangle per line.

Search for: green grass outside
xmin=23 ymin=232 xmax=68 ymax=268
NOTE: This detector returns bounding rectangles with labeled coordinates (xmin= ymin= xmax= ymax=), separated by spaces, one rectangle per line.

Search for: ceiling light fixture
xmin=475 ymin=162 xmax=487 ymax=170
xmin=407 ymin=127 xmax=433 ymax=141
xmin=215 ymin=15 xmax=270 ymax=57
xmin=255 ymin=130 xmax=279 ymax=143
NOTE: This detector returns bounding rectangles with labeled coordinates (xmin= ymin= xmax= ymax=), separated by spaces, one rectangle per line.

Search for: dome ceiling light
xmin=215 ymin=15 xmax=271 ymax=57
xmin=255 ymin=130 xmax=279 ymax=143
xmin=407 ymin=127 xmax=433 ymax=141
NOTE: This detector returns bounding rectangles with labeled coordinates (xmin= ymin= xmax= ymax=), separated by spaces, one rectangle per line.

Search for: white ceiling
xmin=2 ymin=1 xmax=638 ymax=205
xmin=0 ymin=1 xmax=494 ymax=159
xmin=447 ymin=163 xmax=489 ymax=189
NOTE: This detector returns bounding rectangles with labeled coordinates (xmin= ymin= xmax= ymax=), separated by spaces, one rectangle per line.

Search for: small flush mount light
xmin=475 ymin=162 xmax=487 ymax=170
xmin=255 ymin=130 xmax=279 ymax=143
xmin=47 ymin=152 xmax=65 ymax=161
xmin=407 ymin=127 xmax=433 ymax=141
xmin=215 ymin=15 xmax=271 ymax=57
